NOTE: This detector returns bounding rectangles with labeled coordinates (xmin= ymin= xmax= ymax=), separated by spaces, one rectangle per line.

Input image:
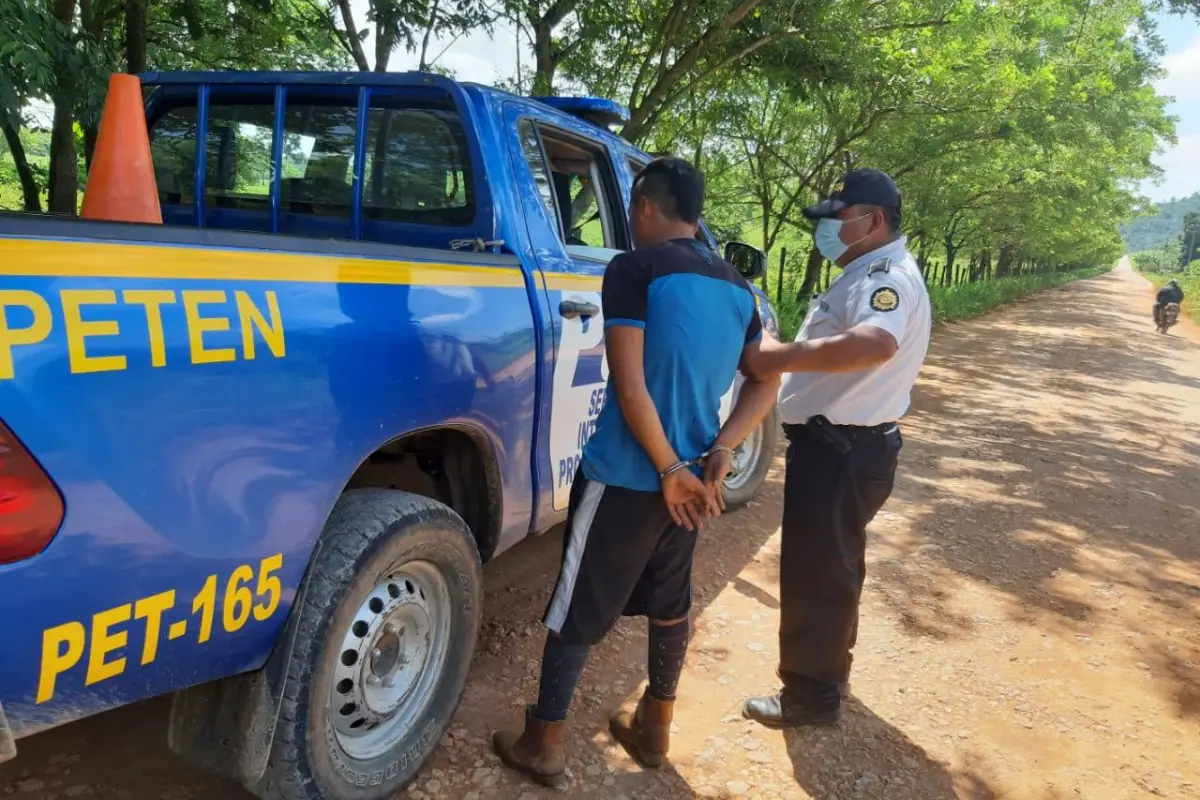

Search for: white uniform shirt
xmin=777 ymin=237 xmax=931 ymax=426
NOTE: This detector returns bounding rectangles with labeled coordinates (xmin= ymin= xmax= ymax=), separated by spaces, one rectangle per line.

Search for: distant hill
xmin=1122 ymin=192 xmax=1200 ymax=252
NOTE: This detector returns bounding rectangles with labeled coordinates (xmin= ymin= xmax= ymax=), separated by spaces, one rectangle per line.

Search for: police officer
xmin=740 ymin=168 xmax=932 ymax=728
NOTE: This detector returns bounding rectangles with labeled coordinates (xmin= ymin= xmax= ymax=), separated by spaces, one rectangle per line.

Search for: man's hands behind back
xmin=663 ymin=468 xmax=719 ymax=531
xmin=702 ymin=447 xmax=734 ymax=512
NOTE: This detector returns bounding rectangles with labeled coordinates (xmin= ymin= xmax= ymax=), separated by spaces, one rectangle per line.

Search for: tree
xmin=0 ymin=0 xmax=1181 ymax=281
xmin=0 ymin=0 xmax=350 ymax=213
xmin=316 ymin=0 xmax=492 ymax=72
xmin=1181 ymin=212 xmax=1200 ymax=267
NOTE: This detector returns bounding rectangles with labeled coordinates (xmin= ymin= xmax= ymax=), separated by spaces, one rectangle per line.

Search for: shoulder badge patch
xmin=870 ymin=287 xmax=900 ymax=313
xmin=867 ymin=257 xmax=892 ymax=276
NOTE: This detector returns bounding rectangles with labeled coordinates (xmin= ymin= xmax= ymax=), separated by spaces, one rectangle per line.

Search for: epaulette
xmin=867 ymin=257 xmax=892 ymax=276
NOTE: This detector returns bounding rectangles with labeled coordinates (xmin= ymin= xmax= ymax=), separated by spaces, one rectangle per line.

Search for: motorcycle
xmin=1157 ymin=302 xmax=1180 ymax=334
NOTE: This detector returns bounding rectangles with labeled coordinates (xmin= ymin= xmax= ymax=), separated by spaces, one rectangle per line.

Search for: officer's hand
xmin=662 ymin=469 xmax=715 ymax=531
xmin=702 ymin=448 xmax=734 ymax=512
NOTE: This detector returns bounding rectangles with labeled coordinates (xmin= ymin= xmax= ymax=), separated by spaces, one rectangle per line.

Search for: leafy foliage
xmin=1131 ymin=244 xmax=1181 ymax=274
xmin=0 ymin=0 xmax=1191 ymax=297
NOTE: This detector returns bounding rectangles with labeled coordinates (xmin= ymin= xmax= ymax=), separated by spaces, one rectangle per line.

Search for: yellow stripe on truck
xmin=0 ymin=238 xmax=602 ymax=291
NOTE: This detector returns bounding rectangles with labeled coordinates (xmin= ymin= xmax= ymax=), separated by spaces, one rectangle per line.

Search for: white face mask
xmin=815 ymin=214 xmax=871 ymax=262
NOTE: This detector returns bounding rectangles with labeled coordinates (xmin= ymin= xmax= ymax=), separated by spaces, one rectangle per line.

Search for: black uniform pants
xmin=778 ymin=421 xmax=901 ymax=704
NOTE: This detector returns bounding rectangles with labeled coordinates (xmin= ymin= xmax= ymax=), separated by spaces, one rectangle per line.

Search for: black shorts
xmin=542 ymin=470 xmax=696 ymax=645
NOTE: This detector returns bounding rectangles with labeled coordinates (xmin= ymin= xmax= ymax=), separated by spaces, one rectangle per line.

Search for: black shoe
xmin=742 ymin=693 xmax=841 ymax=729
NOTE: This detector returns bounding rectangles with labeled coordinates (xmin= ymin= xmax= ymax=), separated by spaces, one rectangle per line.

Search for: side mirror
xmin=724 ymin=242 xmax=767 ymax=281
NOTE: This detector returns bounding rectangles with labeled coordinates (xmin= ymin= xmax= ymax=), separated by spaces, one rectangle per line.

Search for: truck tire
xmin=255 ymin=489 xmax=482 ymax=800
xmin=721 ymin=407 xmax=779 ymax=510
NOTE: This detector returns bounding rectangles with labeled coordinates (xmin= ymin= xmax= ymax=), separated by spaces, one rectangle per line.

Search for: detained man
xmin=492 ymin=157 xmax=780 ymax=786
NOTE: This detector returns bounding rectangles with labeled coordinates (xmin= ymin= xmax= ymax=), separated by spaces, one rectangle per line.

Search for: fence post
xmin=776 ymin=247 xmax=786 ymax=302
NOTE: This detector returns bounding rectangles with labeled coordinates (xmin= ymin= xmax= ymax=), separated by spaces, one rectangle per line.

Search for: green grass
xmin=772 ymin=265 xmax=1111 ymax=340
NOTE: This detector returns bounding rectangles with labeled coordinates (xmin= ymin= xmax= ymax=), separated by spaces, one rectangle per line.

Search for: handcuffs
xmin=658 ymin=444 xmax=733 ymax=480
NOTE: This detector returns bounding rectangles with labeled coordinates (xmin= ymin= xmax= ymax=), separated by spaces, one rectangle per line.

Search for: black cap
xmin=803 ymin=168 xmax=902 ymax=220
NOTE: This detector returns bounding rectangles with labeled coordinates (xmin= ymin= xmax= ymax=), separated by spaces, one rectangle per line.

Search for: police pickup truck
xmin=0 ymin=71 xmax=779 ymax=799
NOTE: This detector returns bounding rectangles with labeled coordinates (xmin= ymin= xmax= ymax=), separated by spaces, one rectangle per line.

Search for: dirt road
xmin=3 ymin=261 xmax=1198 ymax=800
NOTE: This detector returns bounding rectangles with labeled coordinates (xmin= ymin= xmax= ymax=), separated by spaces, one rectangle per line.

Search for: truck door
xmin=501 ymin=102 xmax=630 ymax=530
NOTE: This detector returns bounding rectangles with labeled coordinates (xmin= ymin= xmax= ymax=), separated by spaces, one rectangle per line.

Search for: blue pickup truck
xmin=0 ymin=71 xmax=779 ymax=798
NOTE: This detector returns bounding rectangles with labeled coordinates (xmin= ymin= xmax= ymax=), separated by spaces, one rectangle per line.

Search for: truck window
xmin=362 ymin=104 xmax=473 ymax=227
xmin=279 ymin=102 xmax=359 ymax=232
xmin=518 ymin=120 xmax=560 ymax=234
xmin=147 ymin=94 xmax=476 ymax=239
xmin=205 ymin=104 xmax=275 ymax=215
xmin=149 ymin=106 xmax=199 ymax=205
xmin=148 ymin=103 xmax=274 ymax=213
xmin=519 ymin=123 xmax=625 ymax=255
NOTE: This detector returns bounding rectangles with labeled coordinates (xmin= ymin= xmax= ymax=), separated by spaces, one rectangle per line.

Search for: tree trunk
xmin=375 ymin=29 xmax=395 ymax=72
xmin=80 ymin=0 xmax=100 ymax=169
xmin=915 ymin=231 xmax=928 ymax=277
xmin=48 ymin=101 xmax=78 ymax=214
xmin=48 ymin=0 xmax=80 ymax=215
xmin=943 ymin=241 xmax=957 ymax=287
xmin=532 ymin=20 xmax=555 ymax=94
xmin=1 ymin=117 xmax=42 ymax=212
xmin=125 ymin=0 xmax=148 ymax=73
xmin=336 ymin=0 xmax=371 ymax=70
xmin=417 ymin=0 xmax=441 ymax=71
xmin=797 ymin=244 xmax=823 ymax=300
xmin=996 ymin=246 xmax=1012 ymax=278
xmin=823 ymin=259 xmax=832 ymax=291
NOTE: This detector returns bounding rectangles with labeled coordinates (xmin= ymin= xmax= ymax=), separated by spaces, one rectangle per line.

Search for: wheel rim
xmin=330 ymin=561 xmax=452 ymax=760
xmin=723 ymin=423 xmax=763 ymax=492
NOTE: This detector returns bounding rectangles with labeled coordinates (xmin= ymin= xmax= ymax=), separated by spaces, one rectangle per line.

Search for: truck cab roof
xmin=136 ymin=69 xmax=672 ymax=253
xmin=142 ymin=70 xmax=633 ymax=144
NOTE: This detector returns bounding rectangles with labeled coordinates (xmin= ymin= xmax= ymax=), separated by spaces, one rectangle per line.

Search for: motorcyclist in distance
xmin=1155 ymin=279 xmax=1184 ymax=327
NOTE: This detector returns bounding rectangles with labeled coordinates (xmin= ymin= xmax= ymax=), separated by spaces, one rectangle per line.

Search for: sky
xmin=1147 ymin=11 xmax=1200 ymax=201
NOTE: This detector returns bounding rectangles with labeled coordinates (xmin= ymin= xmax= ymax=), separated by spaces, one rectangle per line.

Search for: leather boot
xmin=742 ymin=692 xmax=841 ymax=729
xmin=492 ymin=705 xmax=567 ymax=788
xmin=609 ymin=690 xmax=674 ymax=768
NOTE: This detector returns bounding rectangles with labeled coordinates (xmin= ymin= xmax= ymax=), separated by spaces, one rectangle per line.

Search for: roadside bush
xmin=773 ymin=266 xmax=1109 ymax=340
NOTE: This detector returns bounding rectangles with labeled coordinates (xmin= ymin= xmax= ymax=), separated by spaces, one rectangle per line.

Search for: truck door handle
xmin=559 ymin=300 xmax=599 ymax=320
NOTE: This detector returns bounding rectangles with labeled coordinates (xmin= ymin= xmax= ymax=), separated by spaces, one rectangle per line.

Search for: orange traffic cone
xmin=81 ymin=73 xmax=162 ymax=224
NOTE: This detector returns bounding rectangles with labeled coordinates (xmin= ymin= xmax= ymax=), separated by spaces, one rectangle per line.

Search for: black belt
xmin=783 ymin=416 xmax=897 ymax=454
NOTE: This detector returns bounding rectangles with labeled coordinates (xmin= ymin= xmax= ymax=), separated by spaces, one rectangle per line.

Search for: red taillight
xmin=0 ymin=421 xmax=64 ymax=564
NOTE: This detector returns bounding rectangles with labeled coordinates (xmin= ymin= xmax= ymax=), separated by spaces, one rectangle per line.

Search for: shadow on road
xmin=783 ymin=699 xmax=998 ymax=800
xmin=871 ymin=271 xmax=1200 ymax=724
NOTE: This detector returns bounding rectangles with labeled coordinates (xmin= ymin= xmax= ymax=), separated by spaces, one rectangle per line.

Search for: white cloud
xmin=389 ymin=27 xmax=522 ymax=85
xmin=1157 ymin=35 xmax=1200 ymax=103
xmin=1143 ymin=133 xmax=1200 ymax=201
xmin=26 ymin=98 xmax=53 ymax=127
xmin=349 ymin=0 xmax=524 ymax=83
